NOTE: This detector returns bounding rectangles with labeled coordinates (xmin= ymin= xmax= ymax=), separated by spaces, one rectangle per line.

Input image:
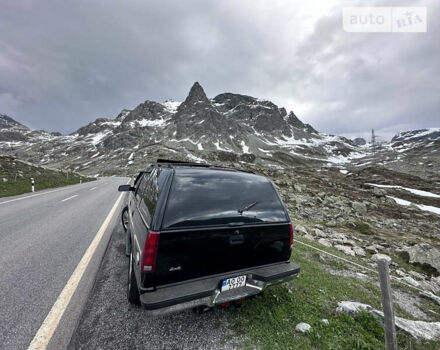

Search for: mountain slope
xmin=0 ymin=83 xmax=383 ymax=175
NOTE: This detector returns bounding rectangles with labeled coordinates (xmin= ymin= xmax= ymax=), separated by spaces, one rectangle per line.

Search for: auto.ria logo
xmin=343 ymin=7 xmax=427 ymax=32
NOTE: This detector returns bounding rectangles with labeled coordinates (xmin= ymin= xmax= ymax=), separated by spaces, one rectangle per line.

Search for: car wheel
xmin=127 ymin=251 xmax=140 ymax=305
xmin=121 ymin=206 xmax=129 ymax=232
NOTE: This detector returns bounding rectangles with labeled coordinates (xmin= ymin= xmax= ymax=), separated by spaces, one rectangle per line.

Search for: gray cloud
xmin=0 ymin=0 xmax=438 ymax=139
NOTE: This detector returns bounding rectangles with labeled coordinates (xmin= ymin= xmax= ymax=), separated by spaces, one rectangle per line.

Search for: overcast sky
xmin=0 ymin=0 xmax=438 ymax=140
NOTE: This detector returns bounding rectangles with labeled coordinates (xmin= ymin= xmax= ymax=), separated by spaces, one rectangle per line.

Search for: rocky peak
xmin=115 ymin=109 xmax=131 ymax=121
xmin=286 ymin=111 xmax=306 ymax=129
xmin=177 ymin=82 xmax=211 ymax=114
xmin=0 ymin=114 xmax=25 ymax=129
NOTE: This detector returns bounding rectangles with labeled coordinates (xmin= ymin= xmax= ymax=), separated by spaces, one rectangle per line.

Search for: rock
xmin=334 ymin=245 xmax=355 ymax=257
xmin=303 ymin=234 xmax=315 ymax=241
xmin=408 ymin=270 xmax=425 ymax=280
xmin=371 ymin=253 xmax=392 ymax=263
xmin=336 ymin=301 xmax=372 ymax=314
xmin=2 ymin=177 xmax=7 ymax=182
xmin=318 ymin=238 xmax=332 ymax=247
xmin=405 ymin=244 xmax=440 ymax=274
xmin=352 ymin=202 xmax=367 ymax=214
xmin=314 ymin=229 xmax=327 ymax=238
xmin=326 ymin=220 xmax=337 ymax=227
xmin=366 ymin=245 xmax=378 ymax=254
xmin=353 ymin=247 xmax=366 ymax=257
xmin=393 ymin=317 xmax=440 ymax=340
xmin=321 ymin=319 xmax=329 ymax=325
xmin=395 ymin=269 xmax=406 ymax=277
xmin=372 ymin=187 xmax=386 ymax=197
xmin=295 ymin=322 xmax=311 ymax=333
xmin=402 ymin=276 xmax=421 ymax=288
xmin=337 ymin=300 xmax=440 ymax=340
xmin=421 ymin=291 xmax=440 ymax=306
xmin=294 ymin=224 xmax=308 ymax=235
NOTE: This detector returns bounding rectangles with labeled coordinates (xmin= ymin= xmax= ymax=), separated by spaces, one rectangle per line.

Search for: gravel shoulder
xmin=68 ymin=217 xmax=242 ymax=350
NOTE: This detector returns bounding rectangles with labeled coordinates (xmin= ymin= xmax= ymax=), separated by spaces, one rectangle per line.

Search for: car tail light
xmin=289 ymin=223 xmax=294 ymax=250
xmin=141 ymin=231 xmax=160 ymax=273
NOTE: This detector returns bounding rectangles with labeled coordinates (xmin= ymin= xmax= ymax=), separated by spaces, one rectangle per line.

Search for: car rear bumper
xmin=139 ymin=261 xmax=300 ymax=316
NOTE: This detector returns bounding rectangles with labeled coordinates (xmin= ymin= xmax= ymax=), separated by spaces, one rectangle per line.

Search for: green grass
xmin=350 ymin=221 xmax=375 ymax=235
xmin=226 ymin=242 xmax=439 ymax=350
xmin=0 ymin=156 xmax=95 ymax=198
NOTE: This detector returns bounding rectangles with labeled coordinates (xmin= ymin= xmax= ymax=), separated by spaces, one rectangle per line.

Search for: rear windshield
xmin=162 ymin=169 xmax=288 ymax=229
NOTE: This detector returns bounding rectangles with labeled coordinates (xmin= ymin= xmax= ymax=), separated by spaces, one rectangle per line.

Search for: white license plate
xmin=221 ymin=275 xmax=246 ymax=292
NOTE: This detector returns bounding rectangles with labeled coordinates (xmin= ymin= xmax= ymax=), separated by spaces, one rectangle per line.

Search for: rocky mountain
xmin=392 ymin=128 xmax=440 ymax=143
xmin=0 ymin=83 xmax=438 ymax=178
xmin=352 ymin=137 xmax=367 ymax=146
xmin=0 ymin=82 xmax=364 ymax=175
xmin=348 ymin=128 xmax=440 ymax=182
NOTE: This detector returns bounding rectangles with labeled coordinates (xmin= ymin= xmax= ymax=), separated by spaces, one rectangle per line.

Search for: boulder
xmin=371 ymin=253 xmax=392 ymax=263
xmin=314 ymin=229 xmax=327 ymax=238
xmin=352 ymin=202 xmax=367 ymax=214
xmin=366 ymin=245 xmax=378 ymax=254
xmin=353 ymin=247 xmax=366 ymax=257
xmin=336 ymin=301 xmax=372 ymax=314
xmin=337 ymin=301 xmax=440 ymax=340
xmin=318 ymin=238 xmax=332 ymax=247
xmin=405 ymin=244 xmax=440 ymax=274
xmin=402 ymin=276 xmax=421 ymax=288
xmin=295 ymin=322 xmax=311 ymax=333
xmin=334 ymin=245 xmax=355 ymax=257
xmin=372 ymin=187 xmax=386 ymax=197
xmin=294 ymin=224 xmax=308 ymax=235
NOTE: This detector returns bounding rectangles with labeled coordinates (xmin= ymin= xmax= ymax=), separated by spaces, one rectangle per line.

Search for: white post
xmin=31 ymin=178 xmax=35 ymax=192
xmin=80 ymin=177 xmax=82 ymax=184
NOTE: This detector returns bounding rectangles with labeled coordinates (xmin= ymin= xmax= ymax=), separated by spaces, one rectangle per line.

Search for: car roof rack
xmin=155 ymin=158 xmax=211 ymax=168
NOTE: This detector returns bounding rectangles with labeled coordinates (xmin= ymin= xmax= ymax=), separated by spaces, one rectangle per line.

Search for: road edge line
xmin=27 ymin=191 xmax=125 ymax=350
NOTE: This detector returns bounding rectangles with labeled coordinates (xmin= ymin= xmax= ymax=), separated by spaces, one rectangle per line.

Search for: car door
xmin=131 ymin=170 xmax=157 ymax=274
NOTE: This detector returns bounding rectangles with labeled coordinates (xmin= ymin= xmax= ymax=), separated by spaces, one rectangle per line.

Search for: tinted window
xmin=162 ymin=169 xmax=287 ymax=229
xmin=138 ymin=169 xmax=159 ymax=226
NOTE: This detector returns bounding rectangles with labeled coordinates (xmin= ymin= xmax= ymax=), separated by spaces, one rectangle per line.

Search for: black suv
xmin=119 ymin=160 xmax=300 ymax=315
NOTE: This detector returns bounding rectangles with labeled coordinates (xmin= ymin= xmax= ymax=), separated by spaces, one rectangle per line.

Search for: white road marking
xmin=61 ymin=195 xmax=78 ymax=202
xmin=0 ymin=186 xmax=75 ymax=206
xmin=89 ymin=187 xmax=98 ymax=191
xmin=27 ymin=189 xmax=126 ymax=350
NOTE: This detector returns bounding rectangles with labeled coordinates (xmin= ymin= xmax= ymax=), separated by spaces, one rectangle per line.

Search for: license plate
xmin=221 ymin=275 xmax=246 ymax=292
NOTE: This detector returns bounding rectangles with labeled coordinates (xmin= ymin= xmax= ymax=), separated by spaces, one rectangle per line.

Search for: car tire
xmin=127 ymin=251 xmax=140 ymax=305
xmin=121 ymin=206 xmax=129 ymax=232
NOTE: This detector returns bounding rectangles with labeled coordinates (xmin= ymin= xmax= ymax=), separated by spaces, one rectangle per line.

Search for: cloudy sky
xmin=0 ymin=0 xmax=438 ymax=140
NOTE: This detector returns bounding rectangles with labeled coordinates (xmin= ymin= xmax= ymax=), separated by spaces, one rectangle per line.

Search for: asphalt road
xmin=68 ymin=218 xmax=242 ymax=350
xmin=0 ymin=177 xmax=128 ymax=350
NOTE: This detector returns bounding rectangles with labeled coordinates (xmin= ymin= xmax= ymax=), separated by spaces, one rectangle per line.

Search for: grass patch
xmin=0 ymin=156 xmax=95 ymax=198
xmin=350 ymin=221 xmax=375 ymax=235
xmin=228 ymin=242 xmax=440 ymax=349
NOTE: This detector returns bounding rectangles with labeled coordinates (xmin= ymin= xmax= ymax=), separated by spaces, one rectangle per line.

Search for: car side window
xmin=138 ymin=169 xmax=158 ymax=226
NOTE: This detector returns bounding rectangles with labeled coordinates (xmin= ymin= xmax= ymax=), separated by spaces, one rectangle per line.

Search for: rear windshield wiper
xmin=237 ymin=201 xmax=258 ymax=214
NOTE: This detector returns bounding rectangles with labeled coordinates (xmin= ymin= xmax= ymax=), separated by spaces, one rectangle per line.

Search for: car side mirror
xmin=118 ymin=184 xmax=135 ymax=192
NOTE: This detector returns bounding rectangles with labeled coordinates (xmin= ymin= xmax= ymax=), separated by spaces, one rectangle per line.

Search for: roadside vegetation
xmin=226 ymin=239 xmax=439 ymax=350
xmin=0 ymin=156 xmax=95 ymax=198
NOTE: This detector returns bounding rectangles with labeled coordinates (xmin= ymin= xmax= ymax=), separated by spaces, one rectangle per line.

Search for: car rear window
xmin=161 ymin=169 xmax=288 ymax=229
